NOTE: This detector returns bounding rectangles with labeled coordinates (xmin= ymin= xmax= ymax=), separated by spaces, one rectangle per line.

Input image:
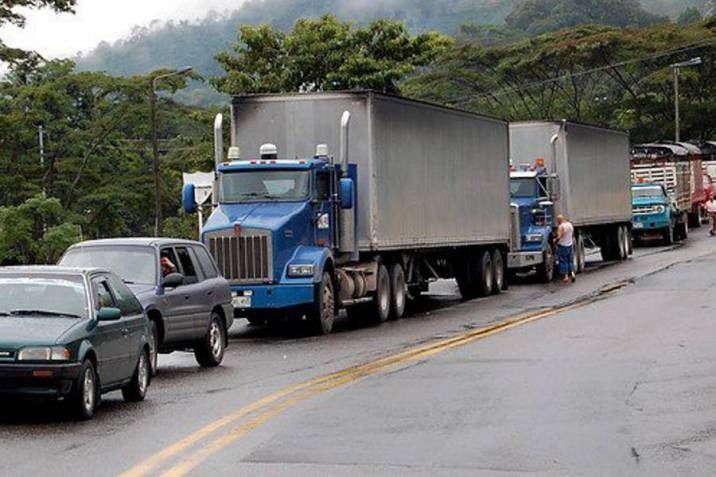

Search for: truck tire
xmin=389 ymin=263 xmax=407 ymax=320
xmin=575 ymin=234 xmax=586 ymax=273
xmin=626 ymin=228 xmax=634 ymax=255
xmin=490 ymin=249 xmax=504 ymax=295
xmin=455 ymin=254 xmax=475 ymax=301
xmin=617 ymin=226 xmax=627 ymax=261
xmin=371 ymin=264 xmax=391 ymax=323
xmin=474 ymin=250 xmax=493 ymax=297
xmin=537 ymin=246 xmax=554 ymax=283
xmin=663 ymin=225 xmax=675 ymax=246
xmin=689 ymin=208 xmax=702 ymax=228
xmin=308 ymin=272 xmax=336 ymax=334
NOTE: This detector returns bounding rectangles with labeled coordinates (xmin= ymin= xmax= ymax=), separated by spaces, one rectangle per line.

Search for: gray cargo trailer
xmin=230 ymin=92 xmax=511 ymax=251
xmin=507 ymin=121 xmax=633 ymax=281
xmin=184 ymin=92 xmax=513 ymax=333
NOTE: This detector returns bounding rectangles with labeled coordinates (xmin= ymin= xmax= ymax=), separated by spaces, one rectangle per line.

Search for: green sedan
xmin=0 ymin=266 xmax=151 ymax=419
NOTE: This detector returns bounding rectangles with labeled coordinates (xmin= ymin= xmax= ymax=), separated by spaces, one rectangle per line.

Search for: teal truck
xmin=631 ymin=144 xmax=691 ymax=245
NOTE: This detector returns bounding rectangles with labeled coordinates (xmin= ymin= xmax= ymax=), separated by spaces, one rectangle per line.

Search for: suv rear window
xmin=176 ymin=247 xmax=199 ymax=284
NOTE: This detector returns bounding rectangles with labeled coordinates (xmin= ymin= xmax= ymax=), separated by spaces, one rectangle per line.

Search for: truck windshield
xmin=221 ymin=170 xmax=311 ymax=202
xmin=510 ymin=178 xmax=536 ymax=198
xmin=0 ymin=274 xmax=88 ymax=319
xmin=59 ymin=246 xmax=157 ymax=285
xmin=632 ymin=187 xmax=664 ymax=198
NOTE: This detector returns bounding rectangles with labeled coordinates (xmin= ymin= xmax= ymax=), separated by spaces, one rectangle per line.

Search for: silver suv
xmin=59 ymin=238 xmax=233 ymax=374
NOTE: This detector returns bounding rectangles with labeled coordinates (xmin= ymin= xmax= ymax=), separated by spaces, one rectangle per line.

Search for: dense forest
xmin=3 ymin=0 xmax=716 ymax=264
xmin=76 ymin=0 xmax=711 ymax=105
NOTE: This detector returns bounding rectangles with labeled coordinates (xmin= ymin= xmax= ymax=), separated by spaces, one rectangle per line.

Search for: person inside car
xmin=160 ymin=256 xmax=177 ymax=277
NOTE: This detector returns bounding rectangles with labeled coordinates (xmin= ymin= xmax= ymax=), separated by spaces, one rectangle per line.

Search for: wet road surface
xmin=1 ymin=230 xmax=715 ymax=476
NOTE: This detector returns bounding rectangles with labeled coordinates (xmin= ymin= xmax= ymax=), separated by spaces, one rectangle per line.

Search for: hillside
xmin=75 ymin=0 xmax=710 ymax=105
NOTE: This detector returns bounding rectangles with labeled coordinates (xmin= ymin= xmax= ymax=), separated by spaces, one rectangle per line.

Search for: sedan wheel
xmin=73 ymin=360 xmax=98 ymax=420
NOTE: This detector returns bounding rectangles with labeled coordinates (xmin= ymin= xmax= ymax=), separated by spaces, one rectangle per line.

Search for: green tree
xmin=0 ymin=0 xmax=76 ymax=64
xmin=404 ymin=21 xmax=716 ymax=143
xmin=505 ymin=0 xmax=667 ymax=34
xmin=678 ymin=7 xmax=703 ymax=25
xmin=213 ymin=15 xmax=452 ymax=95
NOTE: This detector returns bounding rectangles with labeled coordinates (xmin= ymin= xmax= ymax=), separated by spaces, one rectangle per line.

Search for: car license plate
xmin=233 ymin=296 xmax=252 ymax=308
xmin=633 ymin=222 xmax=643 ymax=229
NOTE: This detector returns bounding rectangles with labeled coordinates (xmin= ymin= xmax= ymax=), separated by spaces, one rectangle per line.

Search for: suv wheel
xmin=195 ymin=313 xmax=226 ymax=367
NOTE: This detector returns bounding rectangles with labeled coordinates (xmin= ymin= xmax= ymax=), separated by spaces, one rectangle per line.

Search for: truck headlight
xmin=652 ymin=205 xmax=666 ymax=213
xmin=524 ymin=234 xmax=543 ymax=243
xmin=17 ymin=346 xmax=70 ymax=362
xmin=288 ymin=264 xmax=315 ymax=277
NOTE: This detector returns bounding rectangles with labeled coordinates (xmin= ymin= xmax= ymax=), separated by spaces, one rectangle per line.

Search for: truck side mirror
xmin=183 ymin=184 xmax=197 ymax=214
xmin=340 ymin=178 xmax=354 ymax=209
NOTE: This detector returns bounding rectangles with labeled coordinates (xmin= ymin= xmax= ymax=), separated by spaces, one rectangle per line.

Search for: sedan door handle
xmin=207 ymin=291 xmax=214 ymax=296
xmin=121 ymin=328 xmax=130 ymax=337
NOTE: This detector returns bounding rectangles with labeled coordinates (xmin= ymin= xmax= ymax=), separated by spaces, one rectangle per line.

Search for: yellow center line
xmin=121 ymin=295 xmax=607 ymax=477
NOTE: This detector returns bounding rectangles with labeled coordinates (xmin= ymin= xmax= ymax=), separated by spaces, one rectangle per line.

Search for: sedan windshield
xmin=0 ymin=275 xmax=88 ymax=318
xmin=510 ymin=178 xmax=536 ymax=198
xmin=632 ymin=187 xmax=664 ymax=198
xmin=60 ymin=246 xmax=156 ymax=285
xmin=221 ymin=170 xmax=310 ymax=202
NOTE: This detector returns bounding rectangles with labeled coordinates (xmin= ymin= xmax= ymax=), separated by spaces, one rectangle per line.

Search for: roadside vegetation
xmin=1 ymin=0 xmax=716 ymax=264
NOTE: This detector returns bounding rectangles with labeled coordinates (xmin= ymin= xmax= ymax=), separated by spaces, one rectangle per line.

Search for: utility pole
xmin=671 ymin=57 xmax=702 ymax=143
xmin=38 ymin=125 xmax=46 ymax=198
xmin=150 ymin=66 xmax=193 ymax=237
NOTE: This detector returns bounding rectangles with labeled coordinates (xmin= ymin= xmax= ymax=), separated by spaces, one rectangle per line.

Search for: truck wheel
xmin=455 ymin=255 xmax=474 ymax=301
xmin=689 ymin=208 xmax=702 ymax=228
xmin=490 ymin=249 xmax=504 ymax=295
xmin=194 ymin=313 xmax=226 ymax=367
xmin=675 ymin=220 xmax=688 ymax=241
xmin=474 ymin=250 xmax=493 ymax=297
xmin=575 ymin=234 xmax=586 ymax=273
xmin=626 ymin=228 xmax=634 ymax=255
xmin=537 ymin=246 xmax=554 ymax=283
xmin=617 ymin=226 xmax=627 ymax=261
xmin=389 ymin=263 xmax=406 ymax=320
xmin=663 ymin=225 xmax=675 ymax=245
xmin=371 ymin=264 xmax=391 ymax=323
xmin=308 ymin=272 xmax=336 ymax=334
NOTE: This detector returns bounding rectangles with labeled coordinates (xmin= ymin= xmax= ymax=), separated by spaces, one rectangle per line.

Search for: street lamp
xmin=150 ymin=66 xmax=193 ymax=237
xmin=671 ymin=57 xmax=702 ymax=142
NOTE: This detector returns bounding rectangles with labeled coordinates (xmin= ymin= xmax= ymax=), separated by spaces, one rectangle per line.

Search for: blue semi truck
xmin=184 ymin=92 xmax=512 ymax=334
xmin=506 ymin=121 xmax=633 ymax=281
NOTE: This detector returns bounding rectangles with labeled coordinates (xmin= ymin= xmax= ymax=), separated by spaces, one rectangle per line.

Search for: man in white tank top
xmin=555 ymin=215 xmax=575 ymax=283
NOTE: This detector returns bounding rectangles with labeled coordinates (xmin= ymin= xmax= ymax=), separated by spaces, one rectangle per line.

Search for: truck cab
xmin=507 ymin=163 xmax=559 ymax=282
xmin=184 ymin=143 xmax=356 ymax=327
xmin=631 ymin=182 xmax=683 ymax=244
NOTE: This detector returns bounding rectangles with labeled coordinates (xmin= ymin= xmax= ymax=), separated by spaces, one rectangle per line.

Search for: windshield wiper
xmin=123 ymin=279 xmax=136 ymax=285
xmin=241 ymin=192 xmax=282 ymax=200
xmin=8 ymin=310 xmax=82 ymax=319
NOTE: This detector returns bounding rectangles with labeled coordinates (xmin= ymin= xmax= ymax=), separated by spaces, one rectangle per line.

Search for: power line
xmin=443 ymin=37 xmax=716 ymax=106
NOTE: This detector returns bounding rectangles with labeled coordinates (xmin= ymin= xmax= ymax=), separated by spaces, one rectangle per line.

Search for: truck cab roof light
xmin=260 ymin=143 xmax=278 ymax=159
xmin=227 ymin=146 xmax=241 ymax=161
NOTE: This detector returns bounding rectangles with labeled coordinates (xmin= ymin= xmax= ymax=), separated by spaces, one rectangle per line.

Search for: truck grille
xmin=205 ymin=229 xmax=273 ymax=283
xmin=632 ymin=206 xmax=653 ymax=215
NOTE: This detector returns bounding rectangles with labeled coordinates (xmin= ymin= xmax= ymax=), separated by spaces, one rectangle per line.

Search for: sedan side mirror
xmin=97 ymin=307 xmax=122 ymax=322
xmin=162 ymin=272 xmax=185 ymax=289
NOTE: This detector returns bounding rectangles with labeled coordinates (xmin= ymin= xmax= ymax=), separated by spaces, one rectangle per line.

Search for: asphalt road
xmin=1 ymin=230 xmax=715 ymax=476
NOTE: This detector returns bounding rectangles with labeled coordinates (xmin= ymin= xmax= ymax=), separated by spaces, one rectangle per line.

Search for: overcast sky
xmin=2 ymin=0 xmax=246 ymax=59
